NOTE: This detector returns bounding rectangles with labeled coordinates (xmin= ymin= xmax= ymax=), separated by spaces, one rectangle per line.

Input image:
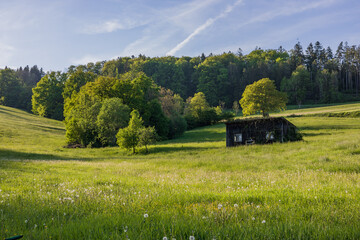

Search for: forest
xmin=0 ymin=41 xmax=359 ymax=146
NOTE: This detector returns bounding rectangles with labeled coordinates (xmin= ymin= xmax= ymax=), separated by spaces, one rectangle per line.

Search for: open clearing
xmin=1 ymin=103 xmax=360 ymax=239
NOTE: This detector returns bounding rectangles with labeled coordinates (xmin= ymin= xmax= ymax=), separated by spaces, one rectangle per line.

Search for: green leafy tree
xmin=232 ymin=100 xmax=240 ymax=115
xmin=184 ymin=92 xmax=221 ymax=128
xmin=116 ymin=110 xmax=143 ymax=154
xmin=196 ymin=57 xmax=229 ymax=106
xmin=145 ymin=99 xmax=170 ymax=139
xmin=240 ymin=78 xmax=287 ymax=117
xmin=316 ymin=69 xmax=339 ymax=103
xmin=63 ymin=70 xmax=97 ymax=100
xmin=32 ymin=72 xmax=66 ymax=120
xmin=185 ymin=92 xmax=210 ymax=118
xmin=281 ymin=65 xmax=310 ymax=107
xmin=138 ymin=126 xmax=156 ymax=153
xmin=96 ymin=98 xmax=130 ymax=146
xmin=64 ymin=91 xmax=102 ymax=147
xmin=158 ymin=88 xmax=187 ymax=138
xmin=0 ymin=68 xmax=22 ymax=107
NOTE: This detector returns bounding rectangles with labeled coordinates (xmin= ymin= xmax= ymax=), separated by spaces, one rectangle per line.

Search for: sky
xmin=0 ymin=0 xmax=359 ymax=71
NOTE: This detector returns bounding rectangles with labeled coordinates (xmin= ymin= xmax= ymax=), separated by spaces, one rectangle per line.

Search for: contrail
xmin=166 ymin=0 xmax=243 ymax=56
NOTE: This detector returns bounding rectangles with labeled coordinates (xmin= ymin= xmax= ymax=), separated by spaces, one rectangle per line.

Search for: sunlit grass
xmin=0 ymin=104 xmax=360 ymax=239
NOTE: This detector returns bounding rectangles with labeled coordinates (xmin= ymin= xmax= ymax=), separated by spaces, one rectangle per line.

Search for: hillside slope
xmin=1 ymin=104 xmax=360 ymax=239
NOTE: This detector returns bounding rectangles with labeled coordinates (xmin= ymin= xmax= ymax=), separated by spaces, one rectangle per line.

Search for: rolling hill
xmin=1 ymin=103 xmax=360 ymax=239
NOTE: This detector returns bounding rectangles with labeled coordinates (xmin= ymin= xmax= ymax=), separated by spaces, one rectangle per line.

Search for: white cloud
xmin=120 ymin=0 xmax=221 ymax=56
xmin=166 ymin=0 xmax=243 ymax=56
xmin=83 ymin=19 xmax=148 ymax=34
xmin=235 ymin=0 xmax=337 ymax=29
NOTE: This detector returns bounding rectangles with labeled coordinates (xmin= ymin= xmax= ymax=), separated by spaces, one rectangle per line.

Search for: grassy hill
xmin=1 ymin=103 xmax=360 ymax=239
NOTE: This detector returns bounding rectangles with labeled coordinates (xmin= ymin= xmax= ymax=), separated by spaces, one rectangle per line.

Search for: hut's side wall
xmin=225 ymin=118 xmax=301 ymax=147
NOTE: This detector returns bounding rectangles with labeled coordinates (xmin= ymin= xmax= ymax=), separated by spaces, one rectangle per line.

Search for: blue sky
xmin=0 ymin=0 xmax=359 ymax=71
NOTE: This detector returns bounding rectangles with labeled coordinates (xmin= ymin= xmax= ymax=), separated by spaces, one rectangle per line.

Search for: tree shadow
xmin=0 ymin=149 xmax=88 ymax=161
xmin=148 ymin=145 xmax=215 ymax=154
xmin=163 ymin=124 xmax=226 ymax=145
xmin=299 ymin=124 xmax=360 ymax=131
xmin=301 ymin=132 xmax=332 ymax=137
xmin=30 ymin=123 xmax=65 ymax=133
xmin=0 ymin=108 xmax=29 ymax=121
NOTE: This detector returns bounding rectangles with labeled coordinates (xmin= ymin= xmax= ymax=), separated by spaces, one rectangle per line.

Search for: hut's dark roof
xmin=225 ymin=117 xmax=296 ymax=128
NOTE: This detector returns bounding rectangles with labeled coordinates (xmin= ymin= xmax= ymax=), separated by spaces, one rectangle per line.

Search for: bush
xmin=116 ymin=110 xmax=143 ymax=154
xmin=64 ymin=91 xmax=102 ymax=147
xmin=96 ymin=98 xmax=130 ymax=146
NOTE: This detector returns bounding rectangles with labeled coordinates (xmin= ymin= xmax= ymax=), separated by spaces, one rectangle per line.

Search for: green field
xmin=1 ymin=103 xmax=360 ymax=239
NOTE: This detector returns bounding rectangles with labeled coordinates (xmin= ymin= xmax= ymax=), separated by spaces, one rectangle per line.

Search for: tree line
xmin=96 ymin=41 xmax=360 ymax=108
xmin=0 ymin=65 xmax=44 ymax=111
xmin=0 ymin=41 xmax=359 ymax=148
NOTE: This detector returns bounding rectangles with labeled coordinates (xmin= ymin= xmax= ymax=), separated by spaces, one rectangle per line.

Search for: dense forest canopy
xmin=68 ymin=41 xmax=360 ymax=108
xmin=0 ymin=41 xmax=359 ymax=146
xmin=1 ymin=41 xmax=359 ymax=112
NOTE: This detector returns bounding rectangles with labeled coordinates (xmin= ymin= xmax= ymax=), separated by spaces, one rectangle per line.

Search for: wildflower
xmin=25 ymin=220 xmax=28 ymax=223
xmin=189 ymin=236 xmax=195 ymax=240
xmin=262 ymin=220 xmax=266 ymax=224
xmin=34 ymin=224 xmax=37 ymax=229
xmin=217 ymin=204 xmax=223 ymax=210
xmin=163 ymin=237 xmax=168 ymax=240
xmin=144 ymin=213 xmax=149 ymax=218
xmin=256 ymin=205 xmax=260 ymax=208
xmin=234 ymin=204 xmax=239 ymax=208
xmin=252 ymin=217 xmax=255 ymax=221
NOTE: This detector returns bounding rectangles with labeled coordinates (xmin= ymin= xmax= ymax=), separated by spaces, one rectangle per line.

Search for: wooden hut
xmin=225 ymin=117 xmax=301 ymax=147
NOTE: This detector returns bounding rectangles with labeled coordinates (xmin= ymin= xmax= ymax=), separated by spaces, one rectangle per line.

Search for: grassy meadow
xmin=1 ymin=103 xmax=360 ymax=239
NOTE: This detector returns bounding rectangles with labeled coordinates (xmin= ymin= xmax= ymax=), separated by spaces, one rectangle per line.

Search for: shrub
xmin=96 ymin=98 xmax=130 ymax=146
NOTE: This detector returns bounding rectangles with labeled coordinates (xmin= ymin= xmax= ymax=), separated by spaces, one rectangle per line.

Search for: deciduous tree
xmin=240 ymin=78 xmax=287 ymax=117
xmin=116 ymin=110 xmax=143 ymax=154
xmin=96 ymin=98 xmax=130 ymax=146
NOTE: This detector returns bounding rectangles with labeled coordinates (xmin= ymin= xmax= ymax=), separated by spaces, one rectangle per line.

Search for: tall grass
xmin=0 ymin=104 xmax=360 ymax=239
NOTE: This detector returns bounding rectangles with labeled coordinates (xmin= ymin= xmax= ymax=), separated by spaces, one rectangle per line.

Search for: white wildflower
xmin=217 ymin=204 xmax=223 ymax=210
xmin=234 ymin=204 xmax=239 ymax=208
xmin=262 ymin=220 xmax=266 ymax=224
xmin=25 ymin=219 xmax=28 ymax=223
xmin=144 ymin=213 xmax=149 ymax=218
xmin=189 ymin=236 xmax=195 ymax=240
xmin=163 ymin=237 xmax=168 ymax=240
xmin=252 ymin=217 xmax=255 ymax=221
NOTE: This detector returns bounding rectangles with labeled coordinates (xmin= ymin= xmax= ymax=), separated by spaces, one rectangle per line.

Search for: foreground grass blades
xmin=0 ymin=104 xmax=360 ymax=239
